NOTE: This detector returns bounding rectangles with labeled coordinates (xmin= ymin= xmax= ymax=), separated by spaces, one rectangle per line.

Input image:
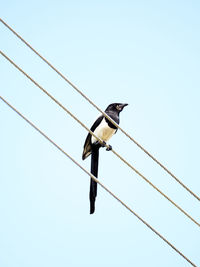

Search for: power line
xmin=0 ymin=95 xmax=197 ymax=267
xmin=1 ymin=17 xmax=199 ymax=202
xmin=1 ymin=50 xmax=200 ymax=229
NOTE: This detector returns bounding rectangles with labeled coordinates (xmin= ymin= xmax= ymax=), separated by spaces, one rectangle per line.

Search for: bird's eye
xmin=116 ymin=105 xmax=121 ymax=111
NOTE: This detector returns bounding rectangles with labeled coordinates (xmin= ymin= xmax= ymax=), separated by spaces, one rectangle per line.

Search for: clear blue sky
xmin=1 ymin=1 xmax=200 ymax=266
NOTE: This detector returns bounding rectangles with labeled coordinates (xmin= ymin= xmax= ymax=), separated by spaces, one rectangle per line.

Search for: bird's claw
xmin=101 ymin=141 xmax=106 ymax=147
xmin=101 ymin=141 xmax=112 ymax=151
xmin=106 ymin=145 xmax=112 ymax=151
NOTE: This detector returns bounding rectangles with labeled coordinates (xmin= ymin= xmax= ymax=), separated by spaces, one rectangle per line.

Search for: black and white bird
xmin=82 ymin=103 xmax=128 ymax=214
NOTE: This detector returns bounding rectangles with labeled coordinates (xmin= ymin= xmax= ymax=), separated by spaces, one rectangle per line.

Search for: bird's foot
xmin=106 ymin=145 xmax=112 ymax=151
xmin=101 ymin=141 xmax=107 ymax=147
xmin=100 ymin=141 xmax=112 ymax=151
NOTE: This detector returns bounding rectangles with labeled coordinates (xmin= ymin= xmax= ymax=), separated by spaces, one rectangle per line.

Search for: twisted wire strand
xmin=1 ymin=50 xmax=200 ymax=229
xmin=0 ymin=95 xmax=197 ymax=267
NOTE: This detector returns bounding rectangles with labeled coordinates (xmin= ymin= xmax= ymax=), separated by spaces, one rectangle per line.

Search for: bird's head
xmin=105 ymin=103 xmax=128 ymax=113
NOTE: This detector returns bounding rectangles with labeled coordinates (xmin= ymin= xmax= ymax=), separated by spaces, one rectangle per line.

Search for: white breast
xmin=91 ymin=118 xmax=116 ymax=144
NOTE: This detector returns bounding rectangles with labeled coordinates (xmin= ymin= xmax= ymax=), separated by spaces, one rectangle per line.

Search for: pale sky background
xmin=1 ymin=1 xmax=200 ymax=266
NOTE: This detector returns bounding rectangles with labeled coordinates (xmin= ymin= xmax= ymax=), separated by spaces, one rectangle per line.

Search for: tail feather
xmin=90 ymin=145 xmax=99 ymax=214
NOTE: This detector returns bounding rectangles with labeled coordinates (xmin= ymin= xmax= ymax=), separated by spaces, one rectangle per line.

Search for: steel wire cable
xmin=1 ymin=50 xmax=200 ymax=229
xmin=0 ymin=95 xmax=198 ymax=267
xmin=0 ymin=18 xmax=199 ymax=202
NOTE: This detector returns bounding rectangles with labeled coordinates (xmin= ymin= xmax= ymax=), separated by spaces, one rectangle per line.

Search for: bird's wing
xmin=82 ymin=115 xmax=104 ymax=160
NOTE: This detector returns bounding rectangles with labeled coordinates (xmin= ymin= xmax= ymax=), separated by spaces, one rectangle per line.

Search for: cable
xmin=1 ymin=50 xmax=200 ymax=229
xmin=1 ymin=17 xmax=199 ymax=202
xmin=0 ymin=95 xmax=198 ymax=267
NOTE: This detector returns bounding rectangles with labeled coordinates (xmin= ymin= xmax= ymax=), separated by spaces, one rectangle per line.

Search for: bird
xmin=82 ymin=103 xmax=128 ymax=214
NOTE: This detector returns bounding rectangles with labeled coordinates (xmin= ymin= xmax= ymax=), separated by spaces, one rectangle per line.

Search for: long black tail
xmin=90 ymin=145 xmax=99 ymax=214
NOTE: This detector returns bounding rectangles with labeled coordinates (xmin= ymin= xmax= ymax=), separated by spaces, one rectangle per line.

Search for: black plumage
xmin=82 ymin=103 xmax=128 ymax=214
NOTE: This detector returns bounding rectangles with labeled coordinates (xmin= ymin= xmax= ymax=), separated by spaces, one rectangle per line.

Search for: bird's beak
xmin=119 ymin=103 xmax=128 ymax=110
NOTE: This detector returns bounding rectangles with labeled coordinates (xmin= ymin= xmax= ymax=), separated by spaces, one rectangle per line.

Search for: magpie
xmin=82 ymin=103 xmax=128 ymax=214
